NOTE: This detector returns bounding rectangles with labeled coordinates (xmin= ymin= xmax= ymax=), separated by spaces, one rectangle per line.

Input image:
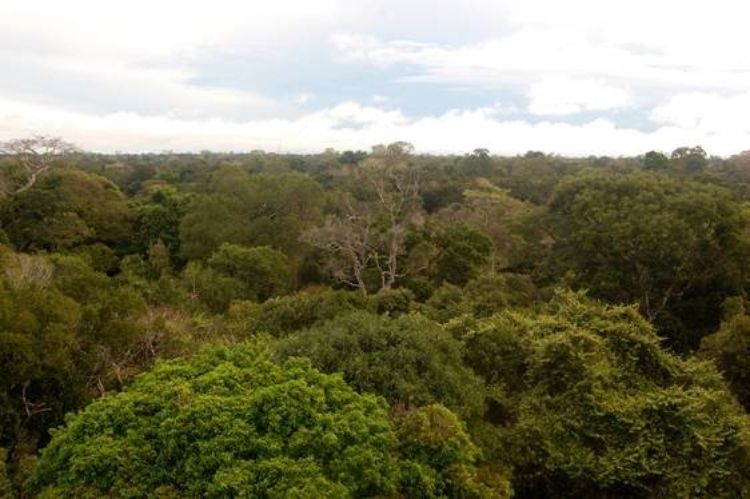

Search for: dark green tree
xmin=208 ymin=243 xmax=291 ymax=302
xmin=642 ymin=150 xmax=669 ymax=171
xmin=0 ymin=170 xmax=133 ymax=251
xmin=275 ymin=311 xmax=485 ymax=419
xmin=546 ymin=170 xmax=748 ymax=350
xmin=435 ymin=224 xmax=493 ymax=285
xmin=670 ymin=146 xmax=708 ymax=174
xmin=700 ymin=297 xmax=750 ymax=411
xmin=134 ymin=186 xmax=190 ymax=262
xmin=179 ymin=167 xmax=324 ymax=260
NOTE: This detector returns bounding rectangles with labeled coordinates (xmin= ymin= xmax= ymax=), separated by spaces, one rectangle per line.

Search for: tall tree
xmin=438 ymin=178 xmax=534 ymax=272
xmin=1 ymin=136 xmax=77 ymax=196
xmin=180 ymin=167 xmax=324 ymax=261
xmin=546 ymin=170 xmax=748 ymax=349
xmin=302 ymin=142 xmax=423 ymax=292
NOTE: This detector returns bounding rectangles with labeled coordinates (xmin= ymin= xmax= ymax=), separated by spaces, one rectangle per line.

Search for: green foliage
xmin=0 ymin=245 xmax=199 ymax=464
xmin=395 ymin=404 xmax=511 ymax=498
xmin=670 ymin=145 xmax=708 ymax=174
xmin=182 ymin=242 xmax=293 ymax=312
xmin=436 ymin=178 xmax=534 ymax=272
xmin=179 ymin=168 xmax=324 ymax=260
xmin=700 ymin=302 xmax=750 ymax=411
xmin=74 ymin=243 xmax=120 ymax=274
xmin=0 ymin=252 xmax=88 ymax=448
xmin=208 ymin=243 xmax=291 ymax=302
xmin=134 ymin=186 xmax=190 ymax=261
xmin=183 ymin=261 xmax=248 ymax=313
xmin=643 ymin=150 xmax=669 ymax=171
xmin=3 ymin=148 xmax=750 ymax=497
xmin=229 ymin=288 xmax=371 ymax=336
xmin=463 ymin=273 xmax=539 ymax=317
xmin=0 ymin=169 xmax=133 ymax=251
xmin=494 ymin=154 xmax=582 ymax=205
xmin=547 ymin=170 xmax=748 ymax=350
xmin=28 ymin=345 xmax=403 ymax=497
xmin=424 ymin=273 xmax=539 ymax=323
xmin=435 ymin=224 xmax=492 ymax=285
xmin=276 ymin=311 xmax=486 ymax=419
xmin=465 ymin=290 xmax=750 ymax=497
xmin=370 ymin=287 xmax=415 ymax=316
xmin=0 ymin=449 xmax=10 ymax=499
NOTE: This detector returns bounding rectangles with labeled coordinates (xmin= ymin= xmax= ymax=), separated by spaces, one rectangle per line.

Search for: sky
xmin=2 ymin=0 xmax=750 ymax=156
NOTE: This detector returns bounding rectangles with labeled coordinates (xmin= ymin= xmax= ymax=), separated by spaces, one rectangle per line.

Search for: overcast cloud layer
xmin=2 ymin=0 xmax=750 ymax=156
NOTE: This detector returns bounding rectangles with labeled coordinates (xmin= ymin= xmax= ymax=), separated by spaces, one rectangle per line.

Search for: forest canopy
xmin=3 ymin=139 xmax=750 ymax=497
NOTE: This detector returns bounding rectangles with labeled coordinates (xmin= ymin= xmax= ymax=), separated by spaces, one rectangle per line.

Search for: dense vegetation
xmin=3 ymin=138 xmax=750 ymax=497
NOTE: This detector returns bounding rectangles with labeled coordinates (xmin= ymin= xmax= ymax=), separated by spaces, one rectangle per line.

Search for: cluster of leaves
xmin=545 ymin=170 xmax=749 ymax=350
xmin=29 ymin=345 xmax=503 ymax=498
xmin=463 ymin=291 xmax=750 ymax=497
xmin=275 ymin=311 xmax=486 ymax=419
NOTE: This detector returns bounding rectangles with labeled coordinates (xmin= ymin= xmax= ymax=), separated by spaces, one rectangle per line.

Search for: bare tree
xmin=301 ymin=196 xmax=375 ymax=293
xmin=361 ymin=149 xmax=423 ymax=289
xmin=301 ymin=142 xmax=423 ymax=293
xmin=1 ymin=135 xmax=78 ymax=195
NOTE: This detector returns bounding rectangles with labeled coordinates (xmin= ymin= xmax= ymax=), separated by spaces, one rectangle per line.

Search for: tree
xmin=231 ymin=287 xmax=370 ymax=336
xmin=180 ymin=168 xmax=324 ymax=261
xmin=28 ymin=345 xmax=402 ymax=497
xmin=302 ymin=142 xmax=423 ymax=293
xmin=437 ymin=179 xmax=534 ymax=272
xmin=182 ymin=261 xmax=247 ymax=313
xmin=300 ymin=209 xmax=375 ymax=293
xmin=546 ymin=170 xmax=748 ymax=350
xmin=0 ymin=249 xmax=88 ymax=451
xmin=361 ymin=144 xmax=424 ymax=289
xmin=643 ymin=150 xmax=669 ymax=171
xmin=0 ymin=169 xmax=134 ymax=251
xmin=463 ymin=291 xmax=750 ymax=497
xmin=468 ymin=148 xmax=493 ymax=175
xmin=700 ymin=297 xmax=750 ymax=411
xmin=434 ymin=224 xmax=492 ymax=285
xmin=208 ymin=243 xmax=291 ymax=302
xmin=395 ymin=404 xmax=511 ymax=498
xmin=670 ymin=146 xmax=708 ymax=174
xmin=28 ymin=345 xmax=497 ymax=497
xmin=0 ymin=136 xmax=77 ymax=196
xmin=339 ymin=150 xmax=368 ymax=165
xmin=275 ymin=311 xmax=486 ymax=419
xmin=134 ymin=186 xmax=190 ymax=262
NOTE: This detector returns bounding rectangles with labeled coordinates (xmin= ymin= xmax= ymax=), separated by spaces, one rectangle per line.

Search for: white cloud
xmin=294 ymin=93 xmax=316 ymax=105
xmin=322 ymin=101 xmax=407 ymax=126
xmin=0 ymin=0 xmax=342 ymax=120
xmin=527 ymin=79 xmax=632 ymax=115
xmin=331 ymin=28 xmax=750 ymax=93
xmin=4 ymin=0 xmax=750 ymax=154
xmin=2 ymin=96 xmax=746 ymax=156
xmin=651 ymin=92 xmax=750 ymax=135
xmin=1 ymin=0 xmax=341 ymax=59
xmin=330 ymin=0 xmax=750 ymax=98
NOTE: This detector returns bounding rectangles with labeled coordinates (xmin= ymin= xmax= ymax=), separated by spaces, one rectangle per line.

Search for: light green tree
xmin=463 ymin=290 xmax=750 ymax=497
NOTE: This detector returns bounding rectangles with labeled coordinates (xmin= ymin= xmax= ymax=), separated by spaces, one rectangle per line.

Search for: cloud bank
xmin=2 ymin=0 xmax=750 ymax=155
